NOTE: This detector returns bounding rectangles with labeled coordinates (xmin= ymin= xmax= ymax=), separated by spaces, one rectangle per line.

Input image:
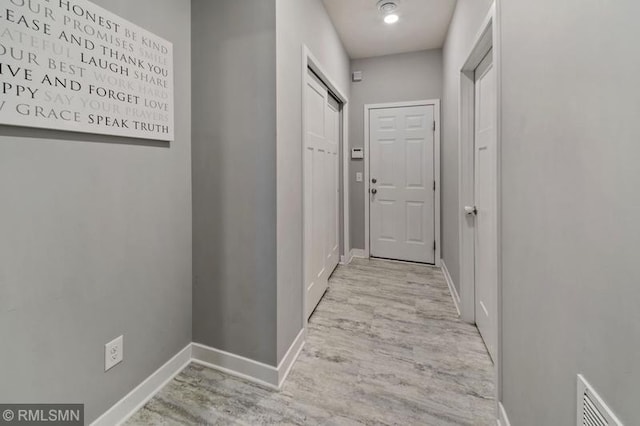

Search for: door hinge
xmin=433 ymin=241 xmax=436 ymax=252
xmin=433 ymin=121 xmax=436 ymax=132
xmin=433 ymin=181 xmax=436 ymax=191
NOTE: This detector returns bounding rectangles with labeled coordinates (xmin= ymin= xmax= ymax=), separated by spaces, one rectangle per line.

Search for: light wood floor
xmin=127 ymin=258 xmax=495 ymax=425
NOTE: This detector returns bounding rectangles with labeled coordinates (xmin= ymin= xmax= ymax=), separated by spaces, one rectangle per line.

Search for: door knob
xmin=372 ymin=178 xmax=377 ymax=184
xmin=371 ymin=188 xmax=378 ymax=195
xmin=464 ymin=206 xmax=477 ymax=215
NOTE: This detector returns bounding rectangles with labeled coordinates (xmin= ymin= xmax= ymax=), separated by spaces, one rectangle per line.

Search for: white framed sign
xmin=0 ymin=0 xmax=175 ymax=141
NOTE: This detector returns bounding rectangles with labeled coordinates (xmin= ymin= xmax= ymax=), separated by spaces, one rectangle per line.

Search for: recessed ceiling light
xmin=384 ymin=14 xmax=399 ymax=24
xmin=379 ymin=2 xmax=397 ymax=14
xmin=377 ymin=1 xmax=400 ymax=24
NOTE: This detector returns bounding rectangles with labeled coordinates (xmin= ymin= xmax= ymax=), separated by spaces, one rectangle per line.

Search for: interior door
xmin=369 ymin=105 xmax=435 ymax=264
xmin=325 ymin=95 xmax=340 ymax=271
xmin=304 ymin=71 xmax=340 ymax=319
xmin=473 ymin=50 xmax=498 ymax=361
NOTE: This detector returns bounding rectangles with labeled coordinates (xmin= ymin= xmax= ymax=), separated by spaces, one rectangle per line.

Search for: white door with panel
xmin=369 ymin=105 xmax=436 ymax=264
xmin=473 ymin=50 xmax=498 ymax=361
xmin=304 ymin=71 xmax=340 ymax=319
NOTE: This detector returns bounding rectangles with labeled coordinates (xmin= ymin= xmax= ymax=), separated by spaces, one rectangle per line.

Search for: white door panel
xmin=370 ymin=106 xmax=435 ymax=264
xmin=304 ymin=72 xmax=340 ymax=319
xmin=474 ymin=50 xmax=498 ymax=361
xmin=326 ymin=100 xmax=340 ymax=269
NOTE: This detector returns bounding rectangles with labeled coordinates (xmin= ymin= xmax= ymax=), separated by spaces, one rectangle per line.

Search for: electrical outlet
xmin=105 ymin=335 xmax=123 ymax=372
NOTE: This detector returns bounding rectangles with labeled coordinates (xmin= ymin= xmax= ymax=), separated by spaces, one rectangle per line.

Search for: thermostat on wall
xmin=351 ymin=148 xmax=364 ymax=159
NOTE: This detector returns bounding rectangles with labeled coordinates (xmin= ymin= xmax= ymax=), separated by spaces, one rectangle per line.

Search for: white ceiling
xmin=322 ymin=0 xmax=458 ymax=59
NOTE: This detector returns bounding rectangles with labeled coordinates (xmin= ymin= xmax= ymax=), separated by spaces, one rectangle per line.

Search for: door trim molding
xmin=458 ymin=1 xmax=503 ymax=419
xmin=441 ymin=259 xmax=461 ymax=316
xmin=363 ymin=100 xmax=441 ymax=267
xmin=301 ymin=45 xmax=350 ymax=329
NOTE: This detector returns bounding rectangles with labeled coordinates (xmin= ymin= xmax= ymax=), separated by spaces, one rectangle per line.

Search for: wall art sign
xmin=0 ymin=0 xmax=174 ymax=141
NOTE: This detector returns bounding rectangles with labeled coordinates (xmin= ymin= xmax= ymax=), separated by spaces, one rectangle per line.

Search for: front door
xmin=369 ymin=105 xmax=436 ymax=264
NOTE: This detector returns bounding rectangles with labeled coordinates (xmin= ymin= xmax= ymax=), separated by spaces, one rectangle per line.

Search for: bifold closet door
xmin=304 ymin=71 xmax=340 ymax=319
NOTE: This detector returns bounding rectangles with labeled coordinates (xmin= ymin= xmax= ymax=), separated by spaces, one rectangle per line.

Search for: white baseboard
xmin=191 ymin=328 xmax=306 ymax=390
xmin=91 ymin=343 xmax=192 ymax=426
xmin=277 ymin=328 xmax=305 ymax=387
xmin=191 ymin=343 xmax=280 ymax=389
xmin=340 ymin=250 xmax=354 ymax=265
xmin=94 ymin=331 xmax=307 ymax=425
xmin=348 ymin=250 xmax=355 ymax=263
xmin=351 ymin=248 xmax=366 ymax=258
xmin=497 ymin=402 xmax=511 ymax=426
xmin=441 ymin=259 xmax=461 ymax=317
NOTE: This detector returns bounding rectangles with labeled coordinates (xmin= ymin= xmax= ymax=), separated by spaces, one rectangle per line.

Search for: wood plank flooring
xmin=127 ymin=258 xmax=495 ymax=425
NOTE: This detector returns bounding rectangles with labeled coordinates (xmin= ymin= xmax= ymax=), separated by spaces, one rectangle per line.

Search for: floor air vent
xmin=577 ymin=375 xmax=623 ymax=426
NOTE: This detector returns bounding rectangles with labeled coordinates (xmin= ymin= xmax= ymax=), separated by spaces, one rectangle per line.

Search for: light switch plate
xmin=105 ymin=335 xmax=123 ymax=372
xmin=356 ymin=172 xmax=363 ymax=182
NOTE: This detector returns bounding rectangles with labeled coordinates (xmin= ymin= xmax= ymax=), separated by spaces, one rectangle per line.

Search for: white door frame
xmin=457 ymin=1 xmax=504 ymax=416
xmin=301 ymin=45 xmax=350 ymax=327
xmin=363 ymin=100 xmax=441 ymax=267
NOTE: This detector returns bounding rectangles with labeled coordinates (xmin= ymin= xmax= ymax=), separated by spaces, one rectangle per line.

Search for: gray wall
xmin=349 ymin=50 xmax=443 ymax=250
xmin=441 ymin=0 xmax=493 ymax=291
xmin=0 ymin=0 xmax=192 ymax=422
xmin=192 ymin=0 xmax=278 ymax=365
xmin=275 ymin=0 xmax=350 ymax=361
xmin=191 ymin=0 xmax=349 ymax=366
xmin=500 ymin=0 xmax=640 ymax=424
